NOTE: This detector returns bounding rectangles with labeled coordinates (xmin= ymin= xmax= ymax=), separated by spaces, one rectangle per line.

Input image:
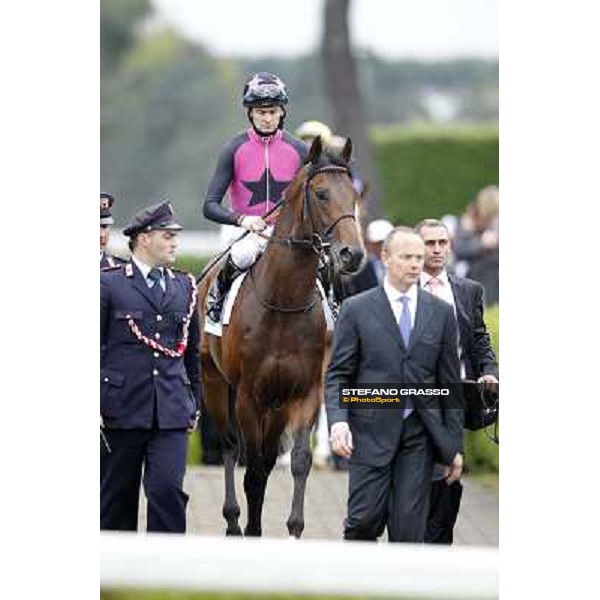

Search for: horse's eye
xmin=315 ymin=189 xmax=329 ymax=201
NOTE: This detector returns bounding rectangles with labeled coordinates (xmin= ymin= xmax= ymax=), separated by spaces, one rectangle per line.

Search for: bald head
xmin=381 ymin=227 xmax=425 ymax=292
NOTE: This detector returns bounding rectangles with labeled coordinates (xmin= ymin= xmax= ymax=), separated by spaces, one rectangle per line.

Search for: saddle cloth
xmin=204 ymin=273 xmax=334 ymax=337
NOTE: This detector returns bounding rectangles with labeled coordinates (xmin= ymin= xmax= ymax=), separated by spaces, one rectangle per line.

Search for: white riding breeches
xmin=220 ymin=224 xmax=274 ymax=270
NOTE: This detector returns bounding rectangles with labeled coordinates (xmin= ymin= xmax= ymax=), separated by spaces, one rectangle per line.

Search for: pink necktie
xmin=427 ymin=277 xmax=442 ymax=297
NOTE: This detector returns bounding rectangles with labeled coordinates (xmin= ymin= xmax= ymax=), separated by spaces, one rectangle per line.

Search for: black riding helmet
xmin=243 ymin=72 xmax=288 ymax=135
xmin=242 ymin=72 xmax=288 ymax=107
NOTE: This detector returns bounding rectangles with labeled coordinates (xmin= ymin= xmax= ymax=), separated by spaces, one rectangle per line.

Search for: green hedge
xmin=173 ymin=254 xmax=209 ymax=277
xmin=372 ymin=123 xmax=499 ymax=225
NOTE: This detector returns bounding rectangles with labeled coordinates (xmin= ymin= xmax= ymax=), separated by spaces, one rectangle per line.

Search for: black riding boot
xmin=207 ymin=256 xmax=241 ymax=324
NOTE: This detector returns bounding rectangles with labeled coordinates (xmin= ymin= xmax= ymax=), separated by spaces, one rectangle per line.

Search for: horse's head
xmin=289 ymin=135 xmax=365 ymax=275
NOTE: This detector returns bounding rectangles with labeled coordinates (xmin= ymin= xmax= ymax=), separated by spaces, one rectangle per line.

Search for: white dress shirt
xmin=131 ymin=255 xmax=166 ymax=291
xmin=420 ymin=269 xmax=466 ymax=379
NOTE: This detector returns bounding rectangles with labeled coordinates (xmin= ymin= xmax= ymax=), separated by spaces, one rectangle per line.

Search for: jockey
xmin=203 ymin=72 xmax=308 ymax=323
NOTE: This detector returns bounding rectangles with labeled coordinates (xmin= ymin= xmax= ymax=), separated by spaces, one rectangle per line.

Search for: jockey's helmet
xmin=242 ymin=72 xmax=289 ymax=108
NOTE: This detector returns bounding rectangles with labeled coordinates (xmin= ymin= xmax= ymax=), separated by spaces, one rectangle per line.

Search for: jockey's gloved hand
xmin=240 ymin=216 xmax=267 ymax=233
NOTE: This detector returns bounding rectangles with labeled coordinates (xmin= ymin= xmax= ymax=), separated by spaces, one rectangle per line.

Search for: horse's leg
xmin=241 ymin=408 xmax=286 ymax=537
xmin=287 ymin=389 xmax=320 ymax=539
xmin=286 ymin=425 xmax=312 ymax=538
xmin=238 ymin=393 xmax=271 ymax=537
xmin=222 ymin=385 xmax=243 ymax=536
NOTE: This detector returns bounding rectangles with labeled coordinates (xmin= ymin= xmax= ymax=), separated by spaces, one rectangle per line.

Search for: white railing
xmin=100 ymin=533 xmax=498 ymax=598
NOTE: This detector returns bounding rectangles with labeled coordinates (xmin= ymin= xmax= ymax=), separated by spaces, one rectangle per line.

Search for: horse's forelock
xmin=285 ymin=153 xmax=352 ymax=215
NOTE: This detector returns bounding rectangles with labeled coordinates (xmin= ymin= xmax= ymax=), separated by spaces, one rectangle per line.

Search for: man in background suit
xmin=326 ymin=227 xmax=464 ymax=543
xmin=415 ymin=218 xmax=499 ymax=545
xmin=343 ymin=219 xmax=394 ymax=297
xmin=100 ymin=192 xmax=127 ymax=269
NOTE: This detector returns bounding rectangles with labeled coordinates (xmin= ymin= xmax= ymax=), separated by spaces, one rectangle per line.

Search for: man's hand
xmin=187 ymin=410 xmax=200 ymax=433
xmin=330 ymin=422 xmax=353 ymax=458
xmin=240 ymin=216 xmax=267 ymax=233
xmin=444 ymin=452 xmax=463 ymax=485
xmin=478 ymin=374 xmax=499 ymax=392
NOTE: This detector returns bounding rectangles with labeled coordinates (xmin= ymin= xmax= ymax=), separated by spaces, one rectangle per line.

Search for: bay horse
xmin=196 ymin=136 xmax=365 ymax=538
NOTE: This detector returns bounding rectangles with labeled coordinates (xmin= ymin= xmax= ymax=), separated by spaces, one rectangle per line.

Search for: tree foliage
xmin=100 ymin=2 xmax=498 ymax=229
xmin=100 ymin=0 xmax=151 ymax=74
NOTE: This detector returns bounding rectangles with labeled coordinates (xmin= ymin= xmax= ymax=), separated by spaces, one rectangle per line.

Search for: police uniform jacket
xmin=100 ymin=261 xmax=201 ymax=429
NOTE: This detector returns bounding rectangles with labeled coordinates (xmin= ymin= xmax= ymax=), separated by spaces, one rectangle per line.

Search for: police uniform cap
xmin=123 ymin=200 xmax=183 ymax=237
xmin=100 ymin=192 xmax=115 ymax=226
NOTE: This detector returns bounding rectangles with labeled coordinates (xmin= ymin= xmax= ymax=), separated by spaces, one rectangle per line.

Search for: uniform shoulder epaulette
xmin=100 ymin=264 xmax=123 ymax=272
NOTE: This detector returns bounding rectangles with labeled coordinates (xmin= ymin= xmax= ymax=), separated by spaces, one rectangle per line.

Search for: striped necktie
xmin=147 ymin=268 xmax=165 ymax=303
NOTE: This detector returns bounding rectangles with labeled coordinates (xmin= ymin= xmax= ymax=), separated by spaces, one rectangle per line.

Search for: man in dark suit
xmin=100 ymin=200 xmax=201 ymax=533
xmin=326 ymin=227 xmax=464 ymax=543
xmin=343 ymin=218 xmax=394 ymax=297
xmin=415 ymin=218 xmax=499 ymax=545
xmin=100 ymin=192 xmax=127 ymax=269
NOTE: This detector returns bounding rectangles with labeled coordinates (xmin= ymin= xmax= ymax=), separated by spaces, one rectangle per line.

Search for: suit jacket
xmin=100 ymin=252 xmax=127 ymax=269
xmin=447 ymin=275 xmax=499 ymax=380
xmin=100 ymin=262 xmax=201 ymax=429
xmin=326 ymin=286 xmax=463 ymax=467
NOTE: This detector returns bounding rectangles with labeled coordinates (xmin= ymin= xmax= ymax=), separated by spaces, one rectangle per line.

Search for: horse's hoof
xmin=243 ymin=528 xmax=262 ymax=537
xmin=225 ymin=526 xmax=243 ymax=537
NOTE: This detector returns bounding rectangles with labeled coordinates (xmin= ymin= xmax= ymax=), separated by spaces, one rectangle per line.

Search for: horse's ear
xmin=306 ymin=135 xmax=323 ymax=164
xmin=341 ymin=137 xmax=353 ymax=163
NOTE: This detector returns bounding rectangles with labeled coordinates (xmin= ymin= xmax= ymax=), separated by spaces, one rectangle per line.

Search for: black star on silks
xmin=242 ymin=168 xmax=291 ymax=207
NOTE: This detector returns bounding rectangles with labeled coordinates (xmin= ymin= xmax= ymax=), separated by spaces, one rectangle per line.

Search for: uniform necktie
xmin=398 ymin=295 xmax=412 ymax=348
xmin=147 ymin=268 xmax=164 ymax=303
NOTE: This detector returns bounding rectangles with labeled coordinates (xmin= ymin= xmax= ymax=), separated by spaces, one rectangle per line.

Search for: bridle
xmin=250 ymin=162 xmax=358 ymax=313
xmin=266 ymin=163 xmax=357 ymax=256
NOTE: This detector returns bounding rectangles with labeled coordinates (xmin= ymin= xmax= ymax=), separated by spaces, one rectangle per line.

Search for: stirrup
xmin=206 ymin=256 xmax=241 ymax=323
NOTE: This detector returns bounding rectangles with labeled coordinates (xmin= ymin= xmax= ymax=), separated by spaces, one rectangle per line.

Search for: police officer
xmin=100 ymin=192 xmax=127 ymax=268
xmin=100 ymin=200 xmax=201 ymax=533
